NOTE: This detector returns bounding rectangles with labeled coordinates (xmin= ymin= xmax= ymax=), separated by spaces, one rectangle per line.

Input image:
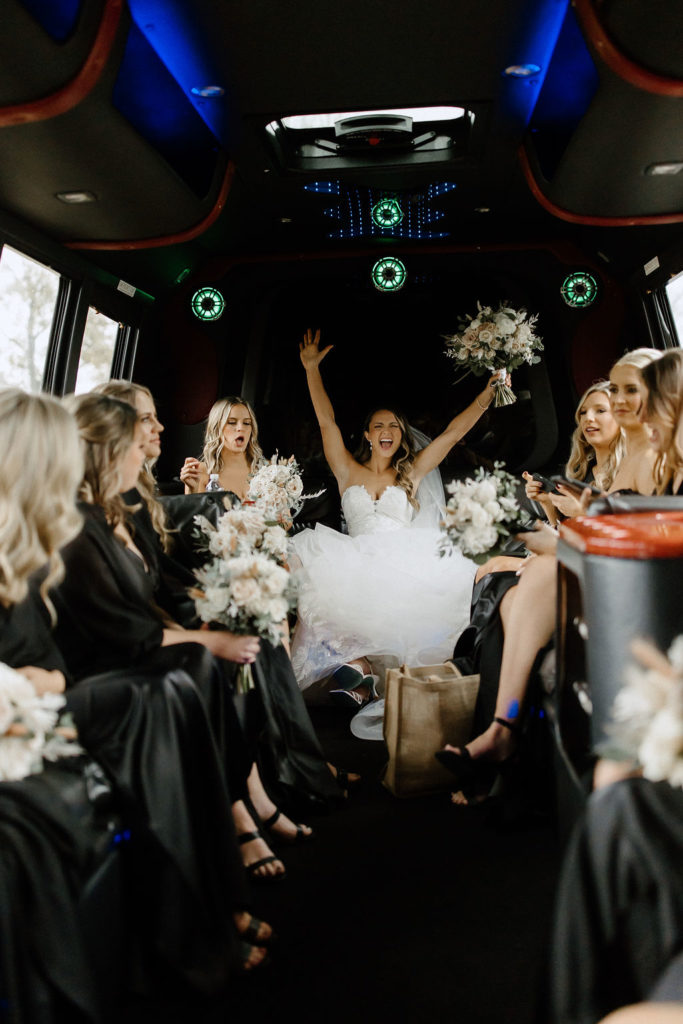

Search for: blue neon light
xmin=19 ymin=0 xmax=81 ymax=41
xmin=112 ymin=22 xmax=219 ymax=197
xmin=306 ymin=182 xmax=454 ymax=240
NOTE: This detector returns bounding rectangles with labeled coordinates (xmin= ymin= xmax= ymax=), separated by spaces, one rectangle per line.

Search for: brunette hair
xmin=640 ymin=349 xmax=683 ymax=493
xmin=566 ymin=381 xmax=624 ymax=490
xmin=201 ymin=396 xmax=263 ymax=474
xmin=67 ymin=393 xmax=138 ymax=528
xmin=0 ymin=389 xmax=83 ymax=616
xmin=95 ymin=379 xmax=173 ymax=552
xmin=353 ymin=407 xmax=418 ymax=508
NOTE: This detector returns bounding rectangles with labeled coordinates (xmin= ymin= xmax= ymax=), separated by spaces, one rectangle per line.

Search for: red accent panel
xmin=561 ymin=511 xmax=683 ymax=558
xmin=519 ymin=145 xmax=683 ymax=226
xmin=0 ymin=0 xmax=124 ymax=127
xmin=573 ymin=0 xmax=683 ymax=97
xmin=65 ymin=161 xmax=235 ymax=251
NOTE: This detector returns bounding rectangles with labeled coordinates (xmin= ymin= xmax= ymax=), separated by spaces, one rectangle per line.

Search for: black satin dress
xmin=1 ymin=588 xmax=250 ymax=996
xmin=130 ymin=491 xmax=343 ymax=813
xmin=547 ymin=777 xmax=683 ymax=1023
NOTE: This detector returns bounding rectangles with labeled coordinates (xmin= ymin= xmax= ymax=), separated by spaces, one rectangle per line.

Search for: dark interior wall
xmin=139 ymin=245 xmax=630 ymax=483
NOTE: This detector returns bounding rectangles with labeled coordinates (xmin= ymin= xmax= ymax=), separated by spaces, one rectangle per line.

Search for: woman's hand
xmin=516 ymin=520 xmax=558 ymax=556
xmin=522 ymin=471 xmax=546 ymax=502
xmin=15 ymin=666 xmax=66 ymax=695
xmin=550 ymin=485 xmax=587 ymax=519
xmin=180 ymin=457 xmax=203 ymax=493
xmin=299 ymin=328 xmax=333 ymax=370
xmin=201 ymin=629 xmax=261 ymax=664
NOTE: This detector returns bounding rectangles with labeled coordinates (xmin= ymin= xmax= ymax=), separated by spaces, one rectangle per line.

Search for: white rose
xmin=0 ymin=738 xmax=41 ymax=781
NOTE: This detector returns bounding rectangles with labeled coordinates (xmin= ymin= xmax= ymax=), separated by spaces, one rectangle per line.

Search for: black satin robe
xmin=131 ymin=492 xmax=343 ymax=813
xmin=547 ymin=777 xmax=683 ymax=1023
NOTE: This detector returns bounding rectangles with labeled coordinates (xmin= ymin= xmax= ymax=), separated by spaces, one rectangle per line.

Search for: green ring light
xmin=371 ymin=257 xmax=407 ymax=293
xmin=191 ymin=286 xmax=225 ymax=321
xmin=371 ymin=198 xmax=404 ymax=229
xmin=561 ymin=272 xmax=598 ymax=308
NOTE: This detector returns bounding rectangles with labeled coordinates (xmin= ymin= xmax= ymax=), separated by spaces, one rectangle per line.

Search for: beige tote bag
xmin=383 ymin=662 xmax=480 ymax=798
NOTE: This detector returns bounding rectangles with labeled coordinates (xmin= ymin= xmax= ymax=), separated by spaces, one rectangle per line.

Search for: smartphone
xmin=550 ymin=476 xmax=603 ymax=498
xmin=531 ymin=472 xmax=560 ymax=495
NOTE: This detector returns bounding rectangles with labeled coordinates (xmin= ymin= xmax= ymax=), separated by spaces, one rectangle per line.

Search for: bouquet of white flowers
xmin=193 ymin=505 xmax=296 ymax=691
xmin=439 ymin=463 xmax=530 ymax=563
xmin=607 ymin=637 xmax=683 ymax=787
xmin=246 ymin=454 xmax=322 ymax=527
xmin=443 ymin=301 xmax=543 ymax=406
xmin=0 ymin=663 xmax=83 ymax=781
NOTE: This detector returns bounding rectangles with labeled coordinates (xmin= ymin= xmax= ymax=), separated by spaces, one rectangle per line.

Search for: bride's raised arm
xmin=300 ymin=328 xmax=356 ymax=489
xmin=411 ymin=372 xmax=507 ymax=485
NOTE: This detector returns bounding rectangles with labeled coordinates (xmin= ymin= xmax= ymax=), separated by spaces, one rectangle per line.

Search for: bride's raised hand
xmin=299 ymin=327 xmax=333 ymax=370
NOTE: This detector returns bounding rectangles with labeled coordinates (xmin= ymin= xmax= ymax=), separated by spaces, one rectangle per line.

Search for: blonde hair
xmin=67 ymin=393 xmax=138 ymax=528
xmin=613 ymin=348 xmax=663 ymax=371
xmin=353 ymin=407 xmax=419 ymax=508
xmin=566 ymin=381 xmax=624 ymax=490
xmin=94 ymin=379 xmax=173 ymax=552
xmin=641 ymin=350 xmax=683 ymax=494
xmin=201 ymin=396 xmax=263 ymax=474
xmin=0 ymin=389 xmax=83 ymax=616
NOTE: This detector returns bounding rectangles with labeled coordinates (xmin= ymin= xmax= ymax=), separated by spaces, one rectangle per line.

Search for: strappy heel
xmin=262 ymin=808 xmax=314 ymax=845
xmin=434 ymin=716 xmax=521 ymax=787
xmin=237 ymin=830 xmax=287 ymax=883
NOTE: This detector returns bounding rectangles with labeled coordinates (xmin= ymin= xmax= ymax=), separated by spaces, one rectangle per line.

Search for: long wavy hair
xmin=566 ymin=381 xmax=624 ymax=491
xmin=201 ymin=396 xmax=263 ymax=475
xmin=94 ymin=379 xmax=173 ymax=552
xmin=67 ymin=393 xmax=138 ymax=528
xmin=640 ymin=349 xmax=683 ymax=494
xmin=0 ymin=389 xmax=83 ymax=617
xmin=353 ymin=406 xmax=419 ymax=508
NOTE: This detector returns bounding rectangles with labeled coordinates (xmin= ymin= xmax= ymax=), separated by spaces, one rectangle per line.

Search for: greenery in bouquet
xmin=246 ymin=453 xmax=322 ymax=527
xmin=443 ymin=301 xmax=543 ymax=405
xmin=194 ymin=503 xmax=289 ymax=567
xmin=439 ymin=462 xmax=530 ymax=564
xmin=0 ymin=662 xmax=83 ymax=781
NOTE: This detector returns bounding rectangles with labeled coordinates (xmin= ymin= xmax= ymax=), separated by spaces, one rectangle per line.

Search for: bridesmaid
xmin=180 ymin=396 xmax=262 ymax=495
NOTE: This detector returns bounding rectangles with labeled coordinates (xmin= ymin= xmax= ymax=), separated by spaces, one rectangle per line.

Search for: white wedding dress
xmin=290 ymin=482 xmax=476 ymax=736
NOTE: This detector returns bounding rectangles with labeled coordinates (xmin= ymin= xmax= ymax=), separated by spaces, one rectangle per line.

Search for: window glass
xmin=666 ymin=273 xmax=683 ymax=345
xmin=0 ymin=245 xmax=59 ymax=392
xmin=74 ymin=307 xmax=119 ymax=394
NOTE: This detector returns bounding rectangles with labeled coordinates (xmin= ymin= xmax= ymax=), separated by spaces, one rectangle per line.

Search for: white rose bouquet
xmin=246 ymin=454 xmax=322 ymax=527
xmin=193 ymin=505 xmax=296 ymax=691
xmin=439 ymin=462 xmax=530 ymax=563
xmin=607 ymin=637 xmax=683 ymax=787
xmin=0 ymin=662 xmax=83 ymax=781
xmin=443 ymin=301 xmax=543 ymax=406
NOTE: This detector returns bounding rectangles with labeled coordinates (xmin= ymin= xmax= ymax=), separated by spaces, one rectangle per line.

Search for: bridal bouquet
xmin=0 ymin=663 xmax=83 ymax=781
xmin=607 ymin=637 xmax=683 ymax=786
xmin=443 ymin=301 xmax=543 ymax=406
xmin=246 ymin=454 xmax=322 ymax=527
xmin=193 ymin=505 xmax=296 ymax=690
xmin=439 ymin=463 xmax=529 ymax=563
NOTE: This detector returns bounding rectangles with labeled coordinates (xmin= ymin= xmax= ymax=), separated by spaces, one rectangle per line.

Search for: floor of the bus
xmin=124 ymin=706 xmax=562 ymax=1024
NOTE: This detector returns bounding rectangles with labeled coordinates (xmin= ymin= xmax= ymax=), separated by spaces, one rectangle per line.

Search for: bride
xmin=290 ymin=328 xmax=503 ymax=729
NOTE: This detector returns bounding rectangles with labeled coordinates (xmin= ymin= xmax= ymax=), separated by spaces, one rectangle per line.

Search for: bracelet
xmin=476 ymin=396 xmax=490 ymax=410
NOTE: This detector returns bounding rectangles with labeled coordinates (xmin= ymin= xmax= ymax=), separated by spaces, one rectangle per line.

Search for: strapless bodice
xmin=341 ymin=485 xmax=413 ymax=537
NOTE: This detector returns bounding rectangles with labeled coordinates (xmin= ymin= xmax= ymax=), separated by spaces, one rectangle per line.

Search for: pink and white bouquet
xmin=194 ymin=504 xmax=289 ymax=567
xmin=0 ymin=663 xmax=83 ymax=781
xmin=443 ymin=301 xmax=543 ymax=405
xmin=246 ymin=454 xmax=322 ymax=527
xmin=608 ymin=637 xmax=683 ymax=787
xmin=439 ymin=463 xmax=528 ymax=563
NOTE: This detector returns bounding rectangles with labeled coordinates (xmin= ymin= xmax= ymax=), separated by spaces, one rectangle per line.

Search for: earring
xmin=369 ymin=441 xmax=373 ymax=450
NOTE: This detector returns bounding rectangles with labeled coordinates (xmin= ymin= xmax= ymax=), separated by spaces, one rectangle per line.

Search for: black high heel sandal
xmin=434 ymin=716 xmax=521 ymax=789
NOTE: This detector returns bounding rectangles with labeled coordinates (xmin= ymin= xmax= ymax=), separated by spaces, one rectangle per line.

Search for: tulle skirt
xmin=290 ymin=522 xmax=477 ymax=692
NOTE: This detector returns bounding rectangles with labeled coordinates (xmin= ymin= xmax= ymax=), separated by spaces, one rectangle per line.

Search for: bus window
xmin=666 ymin=273 xmax=683 ymax=346
xmin=74 ymin=308 xmax=120 ymax=394
xmin=0 ymin=245 xmax=59 ymax=392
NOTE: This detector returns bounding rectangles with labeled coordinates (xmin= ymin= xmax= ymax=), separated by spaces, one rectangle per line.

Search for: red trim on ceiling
xmin=0 ymin=0 xmax=124 ymax=127
xmin=519 ymin=145 xmax=683 ymax=226
xmin=573 ymin=0 xmax=683 ymax=97
xmin=65 ymin=160 xmax=235 ymax=251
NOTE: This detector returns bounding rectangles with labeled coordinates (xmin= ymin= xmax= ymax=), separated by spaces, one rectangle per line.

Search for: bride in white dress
xmin=290 ymin=328 xmax=504 ymax=733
